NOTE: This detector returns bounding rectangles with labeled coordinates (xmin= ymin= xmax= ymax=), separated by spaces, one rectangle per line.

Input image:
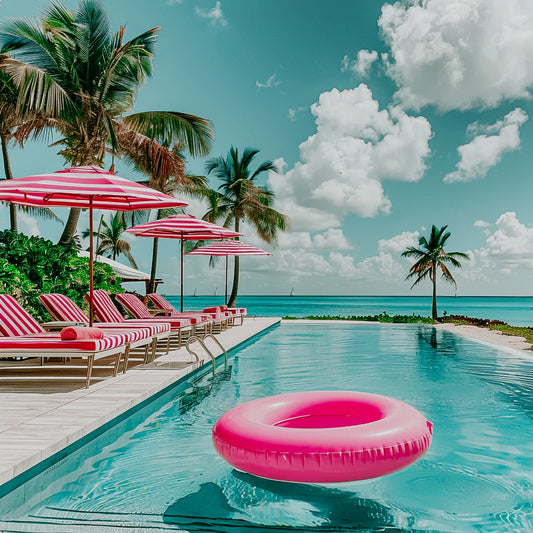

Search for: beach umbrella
xmin=126 ymin=214 xmax=241 ymax=311
xmin=0 ymin=166 xmax=187 ymax=324
xmin=186 ymin=241 xmax=270 ymax=304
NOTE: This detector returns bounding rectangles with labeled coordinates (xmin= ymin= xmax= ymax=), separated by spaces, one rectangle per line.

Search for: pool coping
xmin=0 ymin=317 xmax=280 ymax=498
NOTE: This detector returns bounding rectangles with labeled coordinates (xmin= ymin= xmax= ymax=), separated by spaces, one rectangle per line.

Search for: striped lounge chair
xmin=88 ymin=290 xmax=192 ymax=348
xmin=147 ymin=293 xmax=232 ymax=332
xmin=115 ymin=293 xmax=214 ymax=336
xmin=204 ymin=305 xmax=247 ymax=326
xmin=39 ymin=293 xmax=171 ymax=365
xmin=0 ymin=294 xmax=137 ymax=388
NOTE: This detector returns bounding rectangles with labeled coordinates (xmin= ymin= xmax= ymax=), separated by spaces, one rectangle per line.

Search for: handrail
xmin=186 ymin=335 xmax=216 ymax=376
xmin=202 ymin=333 xmax=228 ymax=369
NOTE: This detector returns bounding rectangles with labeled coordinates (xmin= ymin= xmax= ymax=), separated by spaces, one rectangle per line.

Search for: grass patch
xmin=283 ymin=313 xmax=434 ymax=324
xmin=442 ymin=314 xmax=533 ymax=346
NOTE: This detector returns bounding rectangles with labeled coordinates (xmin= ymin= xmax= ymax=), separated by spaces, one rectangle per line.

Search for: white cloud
xmin=256 ymin=72 xmax=280 ymax=89
xmin=269 ymin=84 xmax=432 ymax=232
xmin=444 ymin=108 xmax=528 ymax=183
xmin=378 ymin=231 xmax=420 ymax=255
xmin=195 ymin=1 xmax=228 ymax=27
xmin=379 ymin=0 xmax=533 ymax=110
xmin=341 ymin=50 xmax=379 ymax=77
xmin=18 ymin=212 xmax=41 ymax=237
xmin=167 ymin=0 xmax=183 ymax=5
xmin=288 ymin=106 xmax=307 ymax=121
xmin=474 ymin=219 xmax=491 ymax=228
xmin=477 ymin=212 xmax=533 ymax=269
xmin=278 ymin=228 xmax=352 ymax=251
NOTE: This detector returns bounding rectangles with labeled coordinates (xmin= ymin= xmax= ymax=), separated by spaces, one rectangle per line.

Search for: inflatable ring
xmin=213 ymin=391 xmax=433 ymax=483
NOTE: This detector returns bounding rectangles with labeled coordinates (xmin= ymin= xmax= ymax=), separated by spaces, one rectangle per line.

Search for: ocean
xmin=164 ymin=295 xmax=533 ymax=327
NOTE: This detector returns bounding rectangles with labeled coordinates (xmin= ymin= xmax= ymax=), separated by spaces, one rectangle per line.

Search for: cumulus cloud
xmin=477 ymin=212 xmax=533 ymax=269
xmin=195 ymin=1 xmax=228 ymax=27
xmin=379 ymin=0 xmax=533 ymax=110
xmin=341 ymin=49 xmax=379 ymax=77
xmin=269 ymin=84 xmax=432 ymax=232
xmin=444 ymin=108 xmax=528 ymax=183
xmin=256 ymin=72 xmax=280 ymax=89
xmin=378 ymin=231 xmax=420 ymax=255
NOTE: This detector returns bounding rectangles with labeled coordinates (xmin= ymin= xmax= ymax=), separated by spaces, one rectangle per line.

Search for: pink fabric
xmin=213 ymin=391 xmax=433 ymax=483
xmin=0 ymin=294 xmax=45 ymax=336
xmin=203 ymin=306 xmax=221 ymax=313
xmin=61 ymin=326 xmax=104 ymax=341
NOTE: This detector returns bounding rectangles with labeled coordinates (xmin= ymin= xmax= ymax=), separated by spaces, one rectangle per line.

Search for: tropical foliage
xmin=204 ymin=146 xmax=288 ymax=307
xmin=0 ymin=0 xmax=213 ymax=243
xmin=0 ymin=230 xmax=121 ymax=321
xmin=402 ymin=225 xmax=469 ymax=320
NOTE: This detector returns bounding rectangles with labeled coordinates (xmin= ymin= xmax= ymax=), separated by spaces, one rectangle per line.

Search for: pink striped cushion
xmin=39 ymin=293 xmax=89 ymax=322
xmin=147 ymin=293 xmax=175 ymax=312
xmin=40 ymin=293 xmax=168 ymax=337
xmin=0 ymin=332 xmax=129 ymax=351
xmin=116 ymin=293 xmax=152 ymax=319
xmin=87 ymin=290 xmax=126 ymax=323
xmin=0 ymin=294 xmax=45 ymax=336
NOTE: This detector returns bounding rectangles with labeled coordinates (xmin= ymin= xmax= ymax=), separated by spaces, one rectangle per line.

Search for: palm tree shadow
xmin=162 ymin=472 xmax=402 ymax=532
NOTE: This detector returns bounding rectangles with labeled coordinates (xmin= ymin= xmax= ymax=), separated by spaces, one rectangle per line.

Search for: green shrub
xmin=283 ymin=313 xmax=433 ymax=324
xmin=0 ymin=230 xmax=123 ymax=321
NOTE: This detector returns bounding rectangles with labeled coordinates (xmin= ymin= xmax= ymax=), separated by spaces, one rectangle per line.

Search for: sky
xmin=1 ymin=0 xmax=533 ymax=297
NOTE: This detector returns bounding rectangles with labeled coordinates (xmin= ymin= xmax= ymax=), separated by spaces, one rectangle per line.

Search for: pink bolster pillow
xmin=61 ymin=326 xmax=104 ymax=341
xmin=203 ymin=306 xmax=221 ymax=313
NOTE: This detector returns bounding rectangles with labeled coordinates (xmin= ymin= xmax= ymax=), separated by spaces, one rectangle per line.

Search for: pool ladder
xmin=185 ymin=334 xmax=228 ymax=376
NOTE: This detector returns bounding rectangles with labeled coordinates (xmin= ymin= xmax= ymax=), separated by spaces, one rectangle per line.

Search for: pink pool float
xmin=212 ymin=391 xmax=433 ymax=483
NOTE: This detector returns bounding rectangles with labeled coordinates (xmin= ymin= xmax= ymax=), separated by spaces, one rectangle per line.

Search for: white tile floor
xmin=0 ymin=317 xmax=280 ymax=486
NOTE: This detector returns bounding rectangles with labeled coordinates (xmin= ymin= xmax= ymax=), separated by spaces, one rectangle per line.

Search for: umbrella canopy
xmin=0 ymin=166 xmax=187 ymax=324
xmin=126 ymin=214 xmax=241 ymax=311
xmin=187 ymin=241 xmax=270 ymax=302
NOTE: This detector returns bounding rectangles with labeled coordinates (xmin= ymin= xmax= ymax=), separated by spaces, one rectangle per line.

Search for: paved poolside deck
xmin=0 ymin=317 xmax=280 ymax=489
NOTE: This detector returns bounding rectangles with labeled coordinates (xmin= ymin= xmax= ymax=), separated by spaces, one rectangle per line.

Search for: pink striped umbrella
xmin=126 ymin=214 xmax=241 ymax=310
xmin=0 ymin=166 xmax=187 ymax=324
xmin=186 ymin=241 xmax=270 ymax=303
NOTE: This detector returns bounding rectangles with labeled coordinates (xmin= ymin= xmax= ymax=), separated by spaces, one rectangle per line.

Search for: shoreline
xmin=283 ymin=318 xmax=533 ymax=352
xmin=435 ymin=322 xmax=532 ymax=351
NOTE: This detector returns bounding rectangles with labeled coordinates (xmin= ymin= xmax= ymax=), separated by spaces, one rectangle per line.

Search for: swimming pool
xmin=1 ymin=323 xmax=533 ymax=531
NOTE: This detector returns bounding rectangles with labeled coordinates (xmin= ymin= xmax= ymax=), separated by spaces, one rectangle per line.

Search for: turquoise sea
xmin=167 ymin=295 xmax=533 ymax=327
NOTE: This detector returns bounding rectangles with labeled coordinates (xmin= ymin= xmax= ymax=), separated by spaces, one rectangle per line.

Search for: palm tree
xmin=204 ymin=146 xmax=288 ymax=307
xmin=0 ymin=66 xmax=60 ymax=231
xmin=402 ymin=225 xmax=469 ymax=320
xmin=0 ymin=0 xmax=213 ymax=243
xmin=84 ymin=213 xmax=137 ymax=267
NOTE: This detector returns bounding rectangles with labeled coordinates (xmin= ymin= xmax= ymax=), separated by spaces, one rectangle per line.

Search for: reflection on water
xmin=163 ymin=477 xmax=398 ymax=532
xmin=2 ymin=324 xmax=533 ymax=532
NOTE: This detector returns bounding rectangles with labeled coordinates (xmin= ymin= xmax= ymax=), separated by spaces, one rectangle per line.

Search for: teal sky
xmin=2 ymin=0 xmax=533 ymax=297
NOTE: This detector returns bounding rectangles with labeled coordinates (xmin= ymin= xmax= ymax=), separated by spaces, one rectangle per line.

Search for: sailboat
xmin=290 ymin=287 xmax=295 ymax=297
xmin=192 ymin=288 xmax=198 ymax=297
xmin=214 ymin=287 xmax=218 ymax=297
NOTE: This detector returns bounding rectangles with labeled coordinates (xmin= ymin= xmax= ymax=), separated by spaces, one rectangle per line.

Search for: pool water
xmin=2 ymin=323 xmax=533 ymax=531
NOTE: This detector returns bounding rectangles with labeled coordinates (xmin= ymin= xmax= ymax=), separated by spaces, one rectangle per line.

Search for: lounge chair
xmin=87 ymin=290 xmax=192 ymax=348
xmin=147 ymin=293 xmax=233 ymax=332
xmin=204 ymin=305 xmax=246 ymax=326
xmin=115 ymin=293 xmax=215 ymax=336
xmin=0 ymin=294 xmax=141 ymax=388
xmin=39 ymin=293 xmax=171 ymax=363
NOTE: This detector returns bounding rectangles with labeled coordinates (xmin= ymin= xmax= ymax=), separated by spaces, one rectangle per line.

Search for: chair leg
xmin=85 ymin=355 xmax=95 ymax=389
xmin=116 ymin=345 xmax=129 ymax=376
xmin=166 ymin=334 xmax=170 ymax=354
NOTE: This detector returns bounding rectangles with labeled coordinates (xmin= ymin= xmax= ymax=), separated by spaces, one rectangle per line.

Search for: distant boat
xmin=192 ymin=288 xmax=198 ymax=297
xmin=214 ymin=287 xmax=218 ymax=297
xmin=290 ymin=288 xmax=295 ymax=297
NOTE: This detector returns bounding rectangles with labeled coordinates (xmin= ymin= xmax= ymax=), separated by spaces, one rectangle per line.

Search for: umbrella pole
xmin=225 ymin=256 xmax=228 ymax=305
xmin=89 ymin=198 xmax=94 ymax=327
xmin=180 ymin=238 xmax=184 ymax=312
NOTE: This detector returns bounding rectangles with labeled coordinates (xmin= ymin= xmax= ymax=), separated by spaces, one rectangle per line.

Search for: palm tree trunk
xmin=58 ymin=208 xmax=82 ymax=245
xmin=1 ymin=135 xmax=17 ymax=232
xmin=227 ymin=218 xmax=240 ymax=307
xmin=148 ymin=208 xmax=163 ymax=294
xmin=432 ymin=265 xmax=438 ymax=320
